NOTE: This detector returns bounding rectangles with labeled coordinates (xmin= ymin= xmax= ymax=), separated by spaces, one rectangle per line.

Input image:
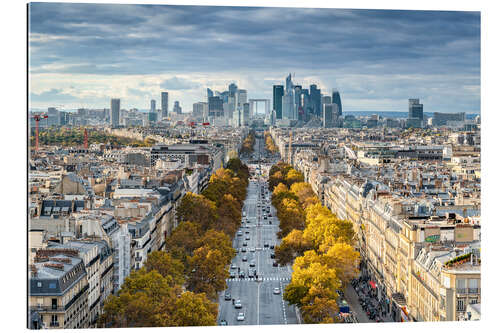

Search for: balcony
xmin=456 ymin=288 xmax=468 ymax=294
xmin=468 ymin=288 xmax=480 ymax=294
xmin=49 ymin=321 xmax=60 ymax=327
xmin=135 ymin=256 xmax=143 ymax=262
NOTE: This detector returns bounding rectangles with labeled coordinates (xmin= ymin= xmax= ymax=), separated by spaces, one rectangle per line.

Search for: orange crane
xmin=32 ymin=114 xmax=48 ymax=152
xmin=84 ymin=128 xmax=88 ymax=149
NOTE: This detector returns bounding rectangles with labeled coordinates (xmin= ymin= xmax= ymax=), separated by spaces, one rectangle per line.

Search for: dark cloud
xmin=160 ymin=77 xmax=201 ymax=90
xmin=28 ymin=3 xmax=480 ymax=113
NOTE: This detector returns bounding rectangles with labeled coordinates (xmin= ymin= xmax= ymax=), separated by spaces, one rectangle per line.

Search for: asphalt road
xmin=217 ymin=137 xmax=298 ymax=326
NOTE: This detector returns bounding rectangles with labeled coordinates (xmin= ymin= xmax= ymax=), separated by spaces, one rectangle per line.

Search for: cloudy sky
xmin=28 ymin=2 xmax=480 ymax=113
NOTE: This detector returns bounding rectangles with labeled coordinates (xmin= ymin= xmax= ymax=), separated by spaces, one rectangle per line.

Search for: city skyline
xmin=29 ymin=3 xmax=480 ymax=114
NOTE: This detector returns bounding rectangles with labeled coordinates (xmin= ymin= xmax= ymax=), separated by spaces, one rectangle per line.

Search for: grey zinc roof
xmin=30 ymin=255 xmax=85 ymax=296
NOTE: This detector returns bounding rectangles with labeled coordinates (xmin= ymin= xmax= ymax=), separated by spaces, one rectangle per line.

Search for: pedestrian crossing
xmin=226 ymin=277 xmax=291 ymax=282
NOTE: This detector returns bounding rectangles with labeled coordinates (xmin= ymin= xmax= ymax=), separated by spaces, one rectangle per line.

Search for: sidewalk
xmin=344 ymin=284 xmax=394 ymax=323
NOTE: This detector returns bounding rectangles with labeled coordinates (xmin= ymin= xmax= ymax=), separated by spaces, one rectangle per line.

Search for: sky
xmin=28 ymin=2 xmax=480 ymax=114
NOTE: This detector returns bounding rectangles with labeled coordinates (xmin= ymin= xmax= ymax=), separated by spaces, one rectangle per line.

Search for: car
xmin=269 ymin=221 xmax=272 ymax=225
xmin=225 ymin=292 xmax=231 ymax=300
xmin=256 ymin=275 xmax=263 ymax=282
xmin=264 ymin=243 xmax=269 ymax=248
xmin=230 ymin=272 xmax=236 ymax=278
xmin=237 ymin=312 xmax=245 ymax=321
xmin=231 ymin=264 xmax=237 ymax=269
xmin=270 ymin=245 xmax=275 ymax=249
xmin=239 ymin=271 xmax=245 ymax=278
xmin=256 ymin=247 xmax=262 ymax=251
xmin=220 ymin=319 xmax=228 ymax=326
xmin=245 ymin=236 xmax=250 ymax=240
xmin=273 ymin=261 xmax=278 ymax=267
xmin=249 ymin=261 xmax=255 ymax=267
xmin=250 ymin=248 xmax=255 ymax=252
xmin=243 ymin=242 xmax=248 ymax=247
xmin=273 ymin=288 xmax=281 ymax=295
xmin=234 ymin=300 xmax=242 ymax=309
xmin=264 ymin=216 xmax=267 ymax=220
xmin=242 ymin=256 xmax=248 ymax=262
xmin=237 ymin=231 xmax=243 ymax=236
xmin=270 ymin=253 xmax=275 ymax=259
xmin=245 ymin=230 xmax=250 ymax=234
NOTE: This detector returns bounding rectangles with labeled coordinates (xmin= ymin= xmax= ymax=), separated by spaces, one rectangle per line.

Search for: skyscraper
xmin=173 ymin=101 xmax=182 ymax=114
xmin=294 ymin=85 xmax=302 ymax=120
xmin=207 ymin=88 xmax=214 ymax=101
xmin=408 ymin=99 xmax=423 ymax=120
xmin=323 ymin=103 xmax=334 ymax=128
xmin=273 ymin=85 xmax=284 ymax=119
xmin=208 ymin=96 xmax=223 ymax=118
xmin=332 ymin=90 xmax=342 ymax=116
xmin=161 ymin=92 xmax=168 ymax=118
xmin=150 ymin=99 xmax=156 ymax=113
xmin=282 ymin=74 xmax=295 ymax=120
xmin=310 ymin=84 xmax=321 ymax=117
xmin=111 ymin=98 xmax=120 ymax=127
xmin=228 ymin=83 xmax=238 ymax=97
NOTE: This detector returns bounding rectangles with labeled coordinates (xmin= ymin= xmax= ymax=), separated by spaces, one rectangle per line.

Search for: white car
xmin=273 ymin=288 xmax=281 ymax=295
xmin=250 ymin=248 xmax=256 ymax=252
xmin=237 ymin=312 xmax=245 ymax=321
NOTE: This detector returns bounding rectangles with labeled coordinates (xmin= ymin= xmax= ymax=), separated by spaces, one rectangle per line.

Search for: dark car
xmin=272 ymin=261 xmax=278 ymax=267
xmin=243 ymin=242 xmax=248 ymax=246
xmin=239 ymin=271 xmax=245 ymax=278
xmin=241 ymin=248 xmax=246 ymax=252
xmin=230 ymin=271 xmax=236 ymax=278
xmin=264 ymin=243 xmax=269 ymax=248
xmin=270 ymin=253 xmax=275 ymax=259
xmin=220 ymin=319 xmax=228 ymax=326
xmin=224 ymin=292 xmax=231 ymax=300
xmin=270 ymin=245 xmax=275 ymax=249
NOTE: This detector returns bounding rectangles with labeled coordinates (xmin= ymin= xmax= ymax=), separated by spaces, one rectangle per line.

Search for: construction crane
xmin=84 ymin=128 xmax=88 ymax=149
xmin=32 ymin=114 xmax=48 ymax=152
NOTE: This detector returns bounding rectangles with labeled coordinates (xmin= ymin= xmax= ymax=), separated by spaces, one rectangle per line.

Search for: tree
xmin=197 ymin=229 xmax=235 ymax=265
xmin=277 ymin=198 xmax=305 ymax=238
xmin=275 ymin=229 xmax=311 ymax=265
xmin=98 ymin=269 xmax=179 ymax=328
xmin=216 ymin=194 xmax=242 ymax=238
xmin=187 ymin=246 xmax=229 ymax=300
xmin=301 ymin=297 xmax=339 ymax=324
xmin=176 ymin=193 xmax=218 ymax=231
xmin=290 ymin=182 xmax=318 ymax=209
xmin=320 ymin=242 xmax=360 ymax=286
xmin=165 ymin=221 xmax=202 ymax=257
xmin=171 ymin=291 xmax=218 ymax=326
xmin=285 ymin=169 xmax=304 ymax=187
xmin=144 ymin=251 xmax=185 ymax=286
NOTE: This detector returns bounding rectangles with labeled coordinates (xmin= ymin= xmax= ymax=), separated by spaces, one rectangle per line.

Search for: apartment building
xmin=29 ymin=249 xmax=90 ymax=329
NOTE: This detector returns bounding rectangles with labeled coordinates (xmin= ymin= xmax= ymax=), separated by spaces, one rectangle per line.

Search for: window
xmin=469 ymin=298 xmax=478 ymax=305
xmin=457 ymin=298 xmax=466 ymax=311
xmin=51 ymin=298 xmax=58 ymax=309
xmin=49 ymin=282 xmax=56 ymax=289
xmin=37 ymin=282 xmax=42 ymax=288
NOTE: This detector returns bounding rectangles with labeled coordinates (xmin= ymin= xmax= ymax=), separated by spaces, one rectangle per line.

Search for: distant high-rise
xmin=208 ymin=96 xmax=223 ymax=118
xmin=408 ymin=99 xmax=423 ymax=120
xmin=433 ymin=112 xmax=465 ymax=126
xmin=193 ymin=102 xmax=206 ymax=119
xmin=282 ymin=74 xmax=295 ymax=120
xmin=310 ymin=84 xmax=321 ymax=117
xmin=236 ymin=89 xmax=247 ymax=107
xmin=47 ymin=107 xmax=60 ymax=126
xmin=111 ymin=98 xmax=120 ymax=127
xmin=323 ymin=103 xmax=334 ymax=128
xmin=332 ymin=90 xmax=342 ymax=116
xmin=243 ymin=103 xmax=250 ymax=126
xmin=228 ymin=83 xmax=238 ymax=97
xmin=161 ymin=92 xmax=168 ymax=118
xmin=207 ymin=88 xmax=214 ymax=101
xmin=273 ymin=85 xmax=284 ymax=119
xmin=150 ymin=99 xmax=156 ymax=113
xmin=173 ymin=101 xmax=182 ymax=114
